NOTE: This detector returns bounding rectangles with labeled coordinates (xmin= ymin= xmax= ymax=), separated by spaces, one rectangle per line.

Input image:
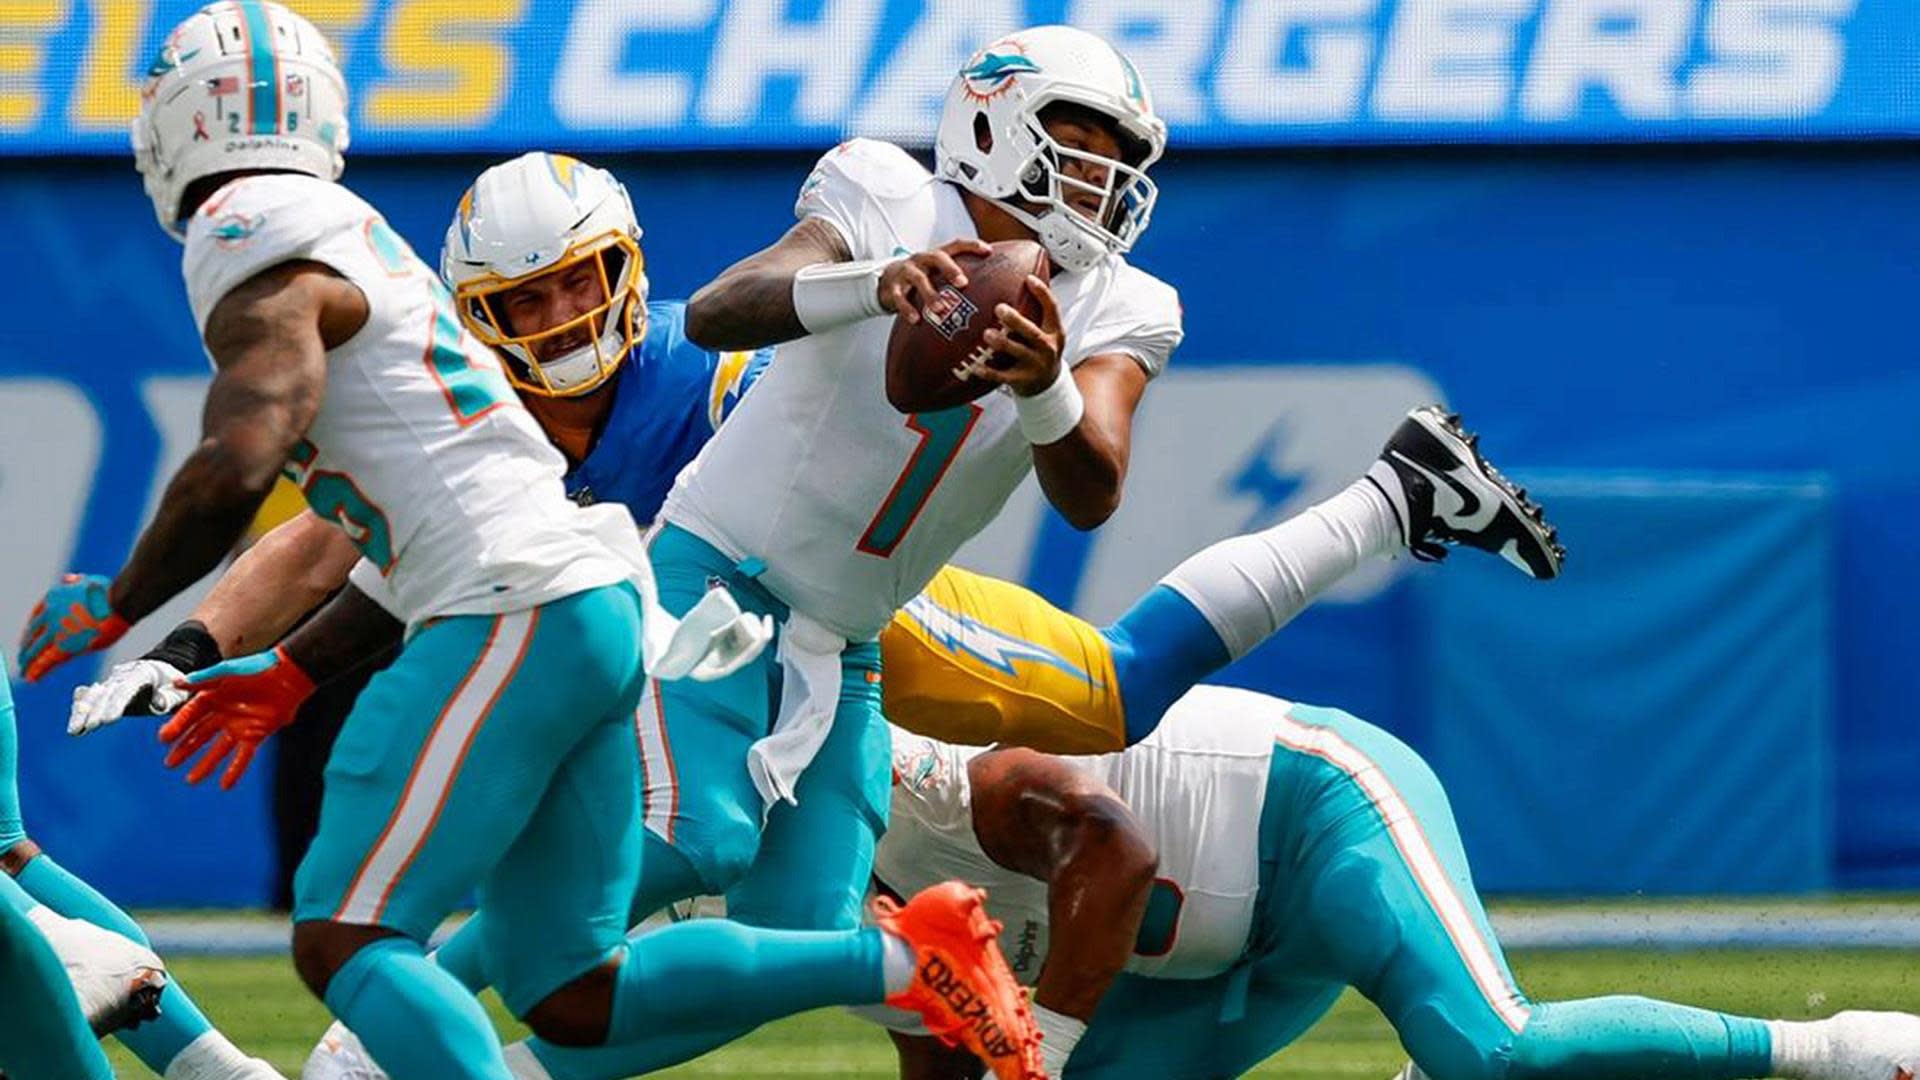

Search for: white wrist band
xmin=1015 ymin=361 xmax=1085 ymax=445
xmin=1033 ymin=1003 xmax=1086 ymax=1077
xmin=791 ymin=259 xmax=888 ymax=334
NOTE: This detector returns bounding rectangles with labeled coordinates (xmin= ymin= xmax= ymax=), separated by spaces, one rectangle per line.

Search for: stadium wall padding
xmin=0 ymin=144 xmax=1912 ymax=904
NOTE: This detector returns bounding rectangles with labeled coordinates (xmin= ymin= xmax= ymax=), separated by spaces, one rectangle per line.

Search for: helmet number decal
xmin=856 ymin=405 xmax=983 ymax=558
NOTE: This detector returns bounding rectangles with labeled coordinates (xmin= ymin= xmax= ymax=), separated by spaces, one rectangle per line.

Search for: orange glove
xmin=19 ymin=574 xmax=129 ymax=682
xmin=158 ymin=645 xmax=316 ymax=790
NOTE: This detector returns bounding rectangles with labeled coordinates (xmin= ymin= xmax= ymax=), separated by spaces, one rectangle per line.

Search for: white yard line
xmin=130 ymin=905 xmax=1920 ymax=956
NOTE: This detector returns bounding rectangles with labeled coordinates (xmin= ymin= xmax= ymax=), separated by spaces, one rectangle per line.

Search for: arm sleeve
xmin=792 ymin=138 xmax=933 ymax=262
xmin=1069 ymin=270 xmax=1184 ymax=379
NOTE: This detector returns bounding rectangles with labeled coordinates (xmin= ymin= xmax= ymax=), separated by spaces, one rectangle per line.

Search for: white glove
xmin=68 ymin=659 xmax=190 ymax=736
xmin=644 ymin=586 xmax=774 ymax=683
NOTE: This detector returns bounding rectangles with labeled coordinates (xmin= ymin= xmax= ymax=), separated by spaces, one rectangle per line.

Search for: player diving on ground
xmin=874 ymin=687 xmax=1920 ymax=1080
xmin=19 ymin=4 xmax=1041 ymax=1078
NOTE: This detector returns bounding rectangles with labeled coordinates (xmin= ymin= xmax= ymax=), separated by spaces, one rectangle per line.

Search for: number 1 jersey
xmin=662 ymin=139 xmax=1182 ymax=642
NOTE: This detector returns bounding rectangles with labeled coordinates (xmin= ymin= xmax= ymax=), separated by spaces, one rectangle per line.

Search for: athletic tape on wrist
xmin=1033 ymin=1002 xmax=1086 ymax=1076
xmin=1015 ymin=361 xmax=1085 ymax=445
xmin=791 ymin=259 xmax=888 ymax=335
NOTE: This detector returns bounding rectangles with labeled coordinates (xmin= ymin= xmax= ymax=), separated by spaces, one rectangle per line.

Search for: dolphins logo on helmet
xmin=960 ymin=43 xmax=1042 ymax=102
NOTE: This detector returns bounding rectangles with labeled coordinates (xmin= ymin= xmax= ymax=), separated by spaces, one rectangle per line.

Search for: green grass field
xmin=102 ymin=948 xmax=1920 ymax=1078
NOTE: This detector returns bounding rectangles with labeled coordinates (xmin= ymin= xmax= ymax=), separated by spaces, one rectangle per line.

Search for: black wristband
xmin=140 ymin=620 xmax=224 ymax=674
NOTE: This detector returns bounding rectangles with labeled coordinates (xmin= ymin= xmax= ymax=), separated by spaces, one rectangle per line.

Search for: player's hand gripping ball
xmin=885 ymin=239 xmax=1052 ymax=414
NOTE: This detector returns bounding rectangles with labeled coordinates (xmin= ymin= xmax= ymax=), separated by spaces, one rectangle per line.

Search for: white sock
xmin=163 ymin=1030 xmax=272 ymax=1080
xmin=1769 ymin=1019 xmax=1833 ymax=1079
xmin=503 ymin=1041 xmax=555 ymax=1080
xmin=1159 ymin=477 xmax=1401 ymax=661
xmin=880 ymin=930 xmax=916 ymax=996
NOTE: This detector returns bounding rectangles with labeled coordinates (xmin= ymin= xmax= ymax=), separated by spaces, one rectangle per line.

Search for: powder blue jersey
xmin=564 ymin=300 xmax=771 ymax=523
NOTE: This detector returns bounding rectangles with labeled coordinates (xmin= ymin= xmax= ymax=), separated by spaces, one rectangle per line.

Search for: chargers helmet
xmin=440 ymin=153 xmax=648 ymax=398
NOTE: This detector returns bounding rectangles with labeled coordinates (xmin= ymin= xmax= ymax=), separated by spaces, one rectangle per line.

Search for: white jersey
xmin=182 ymin=174 xmax=633 ymax=627
xmin=875 ymin=685 xmax=1289 ymax=984
xmin=663 ymin=140 xmax=1181 ymax=641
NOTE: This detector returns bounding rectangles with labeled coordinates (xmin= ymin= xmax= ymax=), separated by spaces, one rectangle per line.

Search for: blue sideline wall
xmin=0 ymin=144 xmax=1913 ymax=903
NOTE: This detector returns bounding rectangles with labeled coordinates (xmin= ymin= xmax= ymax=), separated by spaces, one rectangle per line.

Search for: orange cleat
xmin=875 ymin=881 xmax=1047 ymax=1080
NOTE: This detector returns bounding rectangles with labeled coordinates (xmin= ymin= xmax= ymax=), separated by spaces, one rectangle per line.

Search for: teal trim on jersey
xmin=855 ymin=405 xmax=981 ymax=557
xmin=366 ymin=218 xmax=412 ymax=275
xmin=237 ymin=0 xmax=280 ymax=135
xmin=424 ymin=290 xmax=510 ymax=423
xmin=1133 ymin=878 xmax=1184 ymax=958
xmin=304 ymin=472 xmax=396 ymax=572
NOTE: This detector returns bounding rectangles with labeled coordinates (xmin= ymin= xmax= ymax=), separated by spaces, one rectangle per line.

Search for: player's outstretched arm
xmin=685 ymin=217 xmax=852 ymax=349
xmin=971 ymin=276 xmax=1146 ymax=529
xmin=159 ymin=582 xmax=400 ymax=789
xmin=968 ymin=747 xmax=1158 ymax=1069
xmin=192 ymin=509 xmax=360 ymax=657
xmin=67 ymin=511 xmax=363 ymax=734
xmin=110 ymin=262 xmax=361 ymax=624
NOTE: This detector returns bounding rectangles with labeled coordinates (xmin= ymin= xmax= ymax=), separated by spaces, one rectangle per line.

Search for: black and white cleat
xmin=1365 ymin=405 xmax=1566 ymax=580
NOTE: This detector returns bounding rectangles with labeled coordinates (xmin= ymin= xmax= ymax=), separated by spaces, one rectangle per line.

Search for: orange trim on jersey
xmin=421 ymin=302 xmax=510 ymax=430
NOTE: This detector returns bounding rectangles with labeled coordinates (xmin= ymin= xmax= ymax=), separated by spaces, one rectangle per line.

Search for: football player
xmin=878 ymin=689 xmax=1920 ymax=1080
xmin=0 ymin=659 xmax=267 ymax=1078
xmin=81 ymin=137 xmax=1558 ymax=1078
xmin=91 ymin=136 xmax=1556 ymax=1077
xmin=19 ymin=5 xmax=1036 ymax=1079
xmin=0 ymin=900 xmax=117 ymax=1079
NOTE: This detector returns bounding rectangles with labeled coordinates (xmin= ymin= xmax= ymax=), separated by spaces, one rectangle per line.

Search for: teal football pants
xmin=294 ymin=583 xmax=649 ymax=1017
xmin=1066 ymin=704 xmax=1774 ymax=1080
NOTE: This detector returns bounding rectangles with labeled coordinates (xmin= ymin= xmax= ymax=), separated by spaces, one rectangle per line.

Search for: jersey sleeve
xmin=347 ymin=556 xmax=402 ymax=618
xmin=1069 ymin=267 xmax=1184 ymax=379
xmin=793 ymin=138 xmax=933 ymax=261
xmin=181 ymin=174 xmax=384 ymax=335
xmin=887 ymin=727 xmax=975 ymax=835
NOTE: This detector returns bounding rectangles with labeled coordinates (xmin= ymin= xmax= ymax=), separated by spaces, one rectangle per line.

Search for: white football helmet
xmin=935 ymin=26 xmax=1166 ymax=274
xmin=440 ymin=152 xmax=649 ymax=398
xmin=132 ymin=0 xmax=349 ymax=240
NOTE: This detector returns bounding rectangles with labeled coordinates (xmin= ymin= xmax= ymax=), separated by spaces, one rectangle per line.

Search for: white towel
xmin=585 ymin=504 xmax=772 ymax=682
xmin=748 ymin=611 xmax=848 ymax=809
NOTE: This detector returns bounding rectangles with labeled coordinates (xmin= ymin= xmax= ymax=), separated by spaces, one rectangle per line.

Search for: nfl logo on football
xmin=925 ymin=286 xmax=977 ymax=342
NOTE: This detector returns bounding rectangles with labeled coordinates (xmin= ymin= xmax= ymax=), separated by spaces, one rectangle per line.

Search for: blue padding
xmin=1420 ymin=471 xmax=1833 ymax=896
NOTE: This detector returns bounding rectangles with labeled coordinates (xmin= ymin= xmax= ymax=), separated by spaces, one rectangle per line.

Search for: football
xmin=884 ymin=239 xmax=1050 ymax=414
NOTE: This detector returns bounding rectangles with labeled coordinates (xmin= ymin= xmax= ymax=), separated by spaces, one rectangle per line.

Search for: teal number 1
xmin=857 ymin=405 xmax=982 ymax=557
